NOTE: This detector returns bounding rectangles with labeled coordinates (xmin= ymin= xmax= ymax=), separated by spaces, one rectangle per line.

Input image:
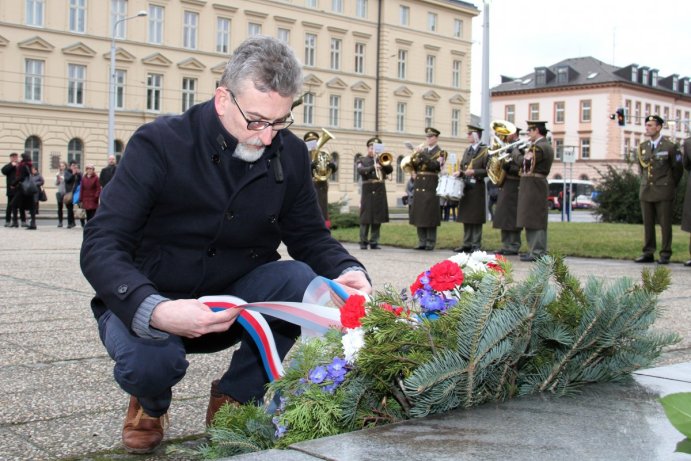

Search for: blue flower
xmin=308 ymin=365 xmax=328 ymax=384
xmin=272 ymin=416 xmax=288 ymax=438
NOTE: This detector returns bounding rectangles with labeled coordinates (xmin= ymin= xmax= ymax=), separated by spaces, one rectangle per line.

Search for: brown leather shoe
xmin=206 ymin=379 xmax=240 ymax=426
xmin=122 ymin=396 xmax=168 ymax=454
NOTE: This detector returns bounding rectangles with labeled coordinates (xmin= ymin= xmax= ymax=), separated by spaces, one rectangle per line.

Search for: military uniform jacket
xmin=80 ymin=98 xmax=364 ymax=329
xmin=638 ymin=136 xmax=682 ymax=203
xmin=517 ymin=137 xmax=554 ymax=230
xmin=493 ymin=147 xmax=523 ymax=231
xmin=682 ymin=137 xmax=691 ymax=233
xmin=458 ymin=143 xmax=488 ymax=224
xmin=410 ymin=145 xmax=442 ymax=227
xmin=357 ymin=155 xmax=391 ymax=224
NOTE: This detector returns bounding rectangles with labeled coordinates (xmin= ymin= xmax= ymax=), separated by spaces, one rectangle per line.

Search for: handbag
xmin=20 ymin=176 xmax=38 ymax=196
xmin=38 ymin=187 xmax=47 ymax=202
xmin=63 ymin=191 xmax=73 ymax=206
xmin=73 ymin=184 xmax=81 ymax=205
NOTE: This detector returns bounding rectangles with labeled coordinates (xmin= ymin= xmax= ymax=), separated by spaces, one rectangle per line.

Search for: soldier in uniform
xmin=305 ymin=131 xmax=336 ymax=228
xmin=634 ymin=115 xmax=682 ymax=265
xmin=453 ymin=125 xmax=488 ymax=252
xmin=517 ymin=121 xmax=554 ymax=262
xmin=683 ymin=135 xmax=691 ymax=267
xmin=410 ymin=127 xmax=444 ymax=250
xmin=493 ymin=126 xmax=524 ymax=255
xmin=356 ymin=136 xmax=393 ymax=249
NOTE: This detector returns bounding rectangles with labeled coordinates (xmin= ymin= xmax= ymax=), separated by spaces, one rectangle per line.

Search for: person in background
xmin=80 ymin=164 xmax=102 ymax=222
xmin=493 ymin=126 xmax=524 ymax=256
xmin=681 ymin=134 xmax=691 ymax=267
xmin=80 ymin=36 xmax=371 ymax=455
xmin=356 ymin=136 xmax=392 ymax=250
xmin=9 ymin=153 xmax=36 ymax=230
xmin=409 ymin=127 xmax=444 ymax=251
xmin=3 ymin=152 xmax=20 ymax=227
xmin=55 ymin=161 xmax=67 ymax=227
xmin=100 ymin=154 xmax=118 ymax=189
xmin=634 ymin=115 xmax=683 ymax=265
xmin=30 ymin=165 xmax=44 ymax=220
xmin=64 ymin=161 xmax=81 ymax=229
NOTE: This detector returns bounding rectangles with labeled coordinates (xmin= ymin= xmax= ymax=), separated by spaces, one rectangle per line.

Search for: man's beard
xmin=233 ymin=142 xmax=265 ymax=162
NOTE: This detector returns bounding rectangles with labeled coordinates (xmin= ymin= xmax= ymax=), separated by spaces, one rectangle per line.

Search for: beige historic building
xmin=0 ymin=0 xmax=479 ymax=210
xmin=491 ymin=56 xmax=691 ymax=183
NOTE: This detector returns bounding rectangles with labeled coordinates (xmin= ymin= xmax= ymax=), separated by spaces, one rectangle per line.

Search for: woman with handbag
xmin=55 ymin=161 xmax=67 ymax=227
xmin=9 ymin=153 xmax=37 ymax=230
xmin=63 ymin=161 xmax=81 ymax=229
xmin=31 ymin=166 xmax=45 ymax=217
xmin=80 ymin=164 xmax=101 ymax=223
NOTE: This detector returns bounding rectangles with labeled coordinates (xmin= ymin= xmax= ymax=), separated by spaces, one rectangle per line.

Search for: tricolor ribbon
xmin=200 ymin=276 xmax=350 ymax=382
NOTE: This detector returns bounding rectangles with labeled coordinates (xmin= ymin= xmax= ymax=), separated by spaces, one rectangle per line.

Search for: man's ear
xmin=214 ymin=87 xmax=230 ymax=117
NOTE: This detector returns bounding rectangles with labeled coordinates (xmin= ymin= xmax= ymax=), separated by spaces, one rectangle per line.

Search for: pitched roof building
xmin=490 ymin=56 xmax=691 ymax=182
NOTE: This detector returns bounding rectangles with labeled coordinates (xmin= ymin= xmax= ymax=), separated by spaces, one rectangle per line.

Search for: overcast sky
xmin=469 ymin=0 xmax=691 ymax=114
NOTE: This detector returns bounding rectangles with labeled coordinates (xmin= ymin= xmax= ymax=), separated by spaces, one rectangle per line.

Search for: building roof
xmin=491 ymin=56 xmax=690 ymax=98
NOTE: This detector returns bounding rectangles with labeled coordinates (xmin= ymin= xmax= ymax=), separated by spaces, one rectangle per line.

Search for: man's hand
xmin=150 ymin=299 xmax=241 ymax=338
xmin=334 ymin=270 xmax=372 ymax=296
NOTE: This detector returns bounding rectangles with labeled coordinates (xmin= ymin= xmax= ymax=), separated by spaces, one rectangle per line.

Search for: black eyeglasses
xmin=226 ymin=89 xmax=294 ymax=131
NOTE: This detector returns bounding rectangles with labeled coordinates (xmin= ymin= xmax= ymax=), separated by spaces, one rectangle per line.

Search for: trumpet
xmin=375 ymin=152 xmax=393 ymax=180
xmin=487 ymin=139 xmax=527 ymax=160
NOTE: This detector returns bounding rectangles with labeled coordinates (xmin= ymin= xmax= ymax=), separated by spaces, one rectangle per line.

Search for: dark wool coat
xmin=457 ymin=143 xmax=488 ymax=224
xmin=638 ymin=136 xmax=682 ymax=203
xmin=517 ymin=137 xmax=554 ymax=230
xmin=81 ymin=99 xmax=364 ymax=328
xmin=682 ymin=137 xmax=691 ymax=233
xmin=492 ymin=148 xmax=523 ymax=231
xmin=357 ymin=155 xmax=392 ymax=224
xmin=410 ymin=145 xmax=442 ymax=227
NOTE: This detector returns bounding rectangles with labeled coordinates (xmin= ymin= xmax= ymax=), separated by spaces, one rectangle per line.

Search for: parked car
xmin=547 ymin=179 xmax=596 ymax=211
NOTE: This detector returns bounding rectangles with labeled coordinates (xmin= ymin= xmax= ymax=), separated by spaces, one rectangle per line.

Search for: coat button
xmin=117 ymin=284 xmax=128 ymax=294
xmin=207 ymin=247 xmax=216 ymax=257
xmin=225 ymin=211 xmax=234 ymax=220
xmin=268 ymin=215 xmax=277 ymax=224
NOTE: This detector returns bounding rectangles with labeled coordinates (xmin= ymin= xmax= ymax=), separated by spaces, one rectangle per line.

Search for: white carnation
xmin=341 ymin=327 xmax=365 ymax=363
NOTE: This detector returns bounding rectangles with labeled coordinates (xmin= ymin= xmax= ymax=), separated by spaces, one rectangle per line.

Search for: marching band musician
xmin=410 ymin=127 xmax=444 ymax=250
xmin=493 ymin=125 xmax=524 ymax=255
xmin=517 ymin=120 xmax=554 ymax=262
xmin=305 ymin=131 xmax=336 ymax=228
xmin=634 ymin=115 xmax=683 ymax=265
xmin=356 ymin=136 xmax=393 ymax=249
xmin=453 ymin=124 xmax=489 ymax=253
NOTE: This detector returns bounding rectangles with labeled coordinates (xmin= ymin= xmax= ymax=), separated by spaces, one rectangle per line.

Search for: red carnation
xmin=380 ymin=303 xmax=405 ymax=316
xmin=409 ymin=272 xmax=425 ymax=296
xmin=428 ymin=260 xmax=464 ymax=291
xmin=340 ymin=294 xmax=367 ymax=329
xmin=487 ymin=261 xmax=505 ymax=274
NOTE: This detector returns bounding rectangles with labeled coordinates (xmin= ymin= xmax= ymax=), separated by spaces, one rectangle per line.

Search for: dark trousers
xmin=359 ymin=223 xmax=381 ymax=246
xmin=56 ymin=192 xmax=64 ymax=223
xmin=97 ymin=260 xmax=316 ymax=417
xmin=641 ymin=200 xmax=673 ymax=258
xmin=5 ymin=192 xmax=26 ymax=223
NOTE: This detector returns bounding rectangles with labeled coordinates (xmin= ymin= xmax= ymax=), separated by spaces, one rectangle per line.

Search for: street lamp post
xmin=108 ymin=10 xmax=147 ymax=157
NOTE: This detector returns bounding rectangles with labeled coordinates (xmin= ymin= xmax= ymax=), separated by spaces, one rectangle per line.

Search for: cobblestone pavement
xmin=0 ymin=226 xmax=689 ymax=460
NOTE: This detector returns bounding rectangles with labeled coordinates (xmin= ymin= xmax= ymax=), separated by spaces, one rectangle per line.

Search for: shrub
xmin=593 ymin=165 xmax=642 ymax=224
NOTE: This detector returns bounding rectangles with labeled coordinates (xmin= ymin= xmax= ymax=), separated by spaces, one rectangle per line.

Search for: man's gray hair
xmin=221 ymin=36 xmax=303 ymax=98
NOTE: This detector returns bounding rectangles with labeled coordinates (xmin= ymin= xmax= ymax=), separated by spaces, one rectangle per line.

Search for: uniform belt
xmin=506 ymin=175 xmax=520 ymax=180
xmin=416 ymin=172 xmax=438 ymax=176
xmin=363 ymin=179 xmax=384 ymax=183
xmin=522 ymin=173 xmax=546 ymax=178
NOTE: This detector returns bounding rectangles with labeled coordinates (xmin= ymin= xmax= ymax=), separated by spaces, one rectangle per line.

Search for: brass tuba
xmin=311 ymin=128 xmax=336 ymax=181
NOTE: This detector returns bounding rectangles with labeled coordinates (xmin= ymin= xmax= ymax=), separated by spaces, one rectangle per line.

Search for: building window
xmin=24 ymin=59 xmax=43 ymax=102
xmin=580 ymin=100 xmax=591 ymax=122
xmin=332 ymin=0 xmax=343 ymax=13
xmin=554 ymin=138 xmax=564 ymax=161
xmin=114 ymin=69 xmax=125 ymax=109
xmin=216 ymin=18 xmax=230 ymax=53
xmin=248 ymin=22 xmax=262 ymax=36
xmin=676 ymin=110 xmax=682 ymax=132
xmin=505 ymin=104 xmax=515 ymax=123
xmin=146 ymin=73 xmax=162 ymax=112
xmin=26 ymin=0 xmax=45 ymax=27
xmin=451 ymin=60 xmax=462 ymax=88
xmin=453 ymin=19 xmax=463 ymax=38
xmin=529 ymin=103 xmax=539 ymax=120
xmin=652 ymin=71 xmax=658 ymax=87
xmin=580 ymin=138 xmax=590 ymax=159
xmin=641 ymin=68 xmax=649 ymax=84
xmin=330 ymin=152 xmax=339 ymax=181
xmin=303 ymin=92 xmax=314 ymax=125
xmin=182 ymin=77 xmax=196 ymax=112
xmin=67 ymin=64 xmax=85 ymax=106
xmin=306 ymin=0 xmax=317 ymax=8
xmin=396 ymin=102 xmax=406 ymax=132
xmin=536 ymin=69 xmax=546 ymax=85
xmin=684 ymin=80 xmax=690 ymax=94
xmin=304 ymin=33 xmax=316 ymax=67
xmin=356 ymin=0 xmax=367 ymax=18
xmin=644 ymin=103 xmax=651 ymax=117
xmin=685 ymin=111 xmax=690 ymax=133
xmin=330 ymin=38 xmax=342 ymax=71
xmin=25 ymin=136 xmax=41 ymax=170
xmin=67 ymin=138 xmax=83 ymax=168
xmin=354 ymin=42 xmax=365 ymax=74
xmin=69 ymin=0 xmax=86 ymax=33
xmin=624 ymin=137 xmax=631 ymax=159
xmin=554 ymin=101 xmax=565 ymax=123
xmin=424 ymin=106 xmax=434 ymax=128
xmin=654 ymin=104 xmax=660 ymax=115
xmin=183 ymin=11 xmax=198 ymax=49
xmin=425 ymin=55 xmax=435 ymax=84
xmin=399 ymin=5 xmax=409 ymax=26
xmin=353 ymin=97 xmax=364 ymax=129
xmin=397 ymin=49 xmax=407 ymax=79
xmin=328 ymin=95 xmax=340 ymax=127
xmin=557 ymin=67 xmax=568 ymax=84
xmin=427 ymin=12 xmax=437 ymax=32
xmin=631 ymin=67 xmax=638 ymax=82
xmin=451 ymin=109 xmax=461 ymax=137
xmin=114 ymin=140 xmax=124 ymax=162
xmin=277 ymin=27 xmax=290 ymax=43
xmin=635 ymin=101 xmax=641 ymax=125
xmin=111 ymin=0 xmax=127 ymax=39
xmin=663 ymin=107 xmax=670 ymax=127
xmin=353 ymin=154 xmax=362 ymax=182
xmin=148 ymin=5 xmax=164 ymax=45
xmin=625 ymin=99 xmax=632 ymax=123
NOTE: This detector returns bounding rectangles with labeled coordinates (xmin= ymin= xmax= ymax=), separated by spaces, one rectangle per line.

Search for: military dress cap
xmin=645 ymin=115 xmax=664 ymax=125
xmin=366 ymin=136 xmax=382 ymax=146
xmin=526 ymin=120 xmax=548 ymax=130
xmin=425 ymin=127 xmax=441 ymax=137
xmin=303 ymin=131 xmax=320 ymax=142
xmin=467 ymin=124 xmax=483 ymax=134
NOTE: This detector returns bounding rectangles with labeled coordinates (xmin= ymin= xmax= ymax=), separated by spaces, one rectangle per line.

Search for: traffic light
xmin=616 ymin=108 xmax=625 ymax=126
